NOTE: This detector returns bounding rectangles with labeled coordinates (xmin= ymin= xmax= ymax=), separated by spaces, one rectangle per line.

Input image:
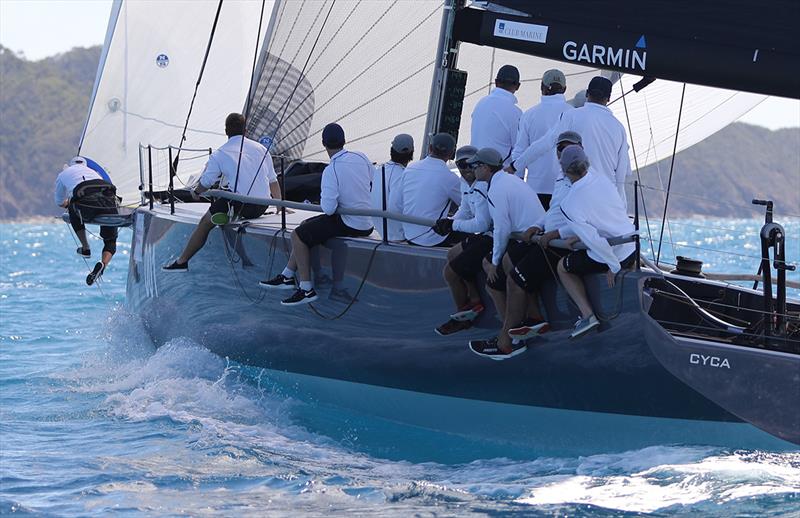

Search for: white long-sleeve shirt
xmin=452 ymin=179 xmax=491 ymax=234
xmin=371 ymin=161 xmax=405 ymax=240
xmin=487 ymin=172 xmax=545 ymax=265
xmin=559 ymin=170 xmax=636 ymax=273
xmin=54 ymin=164 xmax=103 ymax=206
xmin=511 ymin=93 xmax=573 ymax=192
xmin=470 ymin=88 xmax=522 ymax=166
xmin=534 ymin=174 xmax=572 ymax=232
xmin=392 ymin=156 xmax=461 ymax=246
xmin=513 ymin=102 xmax=632 ymax=206
xmin=320 ymin=149 xmax=374 ymax=231
xmin=199 ymin=135 xmax=277 ymax=198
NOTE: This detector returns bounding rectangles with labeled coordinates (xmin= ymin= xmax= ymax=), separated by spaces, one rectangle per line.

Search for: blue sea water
xmin=1 ymin=220 xmax=799 ymax=517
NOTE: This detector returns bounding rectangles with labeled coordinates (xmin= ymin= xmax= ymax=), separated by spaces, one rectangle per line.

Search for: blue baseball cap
xmin=322 ymin=123 xmax=345 ymax=148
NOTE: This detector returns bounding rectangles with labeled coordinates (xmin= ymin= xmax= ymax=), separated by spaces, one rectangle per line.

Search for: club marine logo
xmin=563 ymin=35 xmax=647 ymax=72
xmin=494 ymin=19 xmax=548 ymax=44
xmin=156 ymin=54 xmax=170 ymax=68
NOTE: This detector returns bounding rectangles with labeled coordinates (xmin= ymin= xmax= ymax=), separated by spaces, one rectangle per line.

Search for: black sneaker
xmin=77 ymin=247 xmax=91 ymax=257
xmin=259 ymin=274 xmax=296 ymax=290
xmin=435 ymin=318 xmax=473 ymax=336
xmin=86 ymin=262 xmax=105 ymax=285
xmin=281 ymin=288 xmax=319 ymax=306
xmin=469 ymin=337 xmax=527 ymax=360
xmin=162 ymin=260 xmax=188 ymax=272
xmin=329 ymin=287 xmax=356 ymax=304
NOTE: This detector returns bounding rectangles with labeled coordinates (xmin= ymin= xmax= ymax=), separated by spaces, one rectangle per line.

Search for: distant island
xmin=0 ymin=45 xmax=797 ymax=220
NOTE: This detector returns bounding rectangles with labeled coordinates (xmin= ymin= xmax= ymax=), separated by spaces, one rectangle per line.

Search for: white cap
xmin=68 ymin=156 xmax=86 ymax=166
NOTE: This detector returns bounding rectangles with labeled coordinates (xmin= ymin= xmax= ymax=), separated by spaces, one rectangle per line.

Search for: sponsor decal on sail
xmin=562 ymin=35 xmax=647 ymax=71
xmin=494 ymin=20 xmax=548 ymax=44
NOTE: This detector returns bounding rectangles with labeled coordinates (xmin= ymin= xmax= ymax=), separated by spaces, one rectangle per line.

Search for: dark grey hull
xmin=125 ymin=208 xmax=799 ymax=455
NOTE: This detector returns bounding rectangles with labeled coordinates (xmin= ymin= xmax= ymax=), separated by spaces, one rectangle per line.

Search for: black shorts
xmin=485 ymin=240 xmax=529 ymax=292
xmin=537 ymin=193 xmax=552 ymax=211
xmin=510 ymin=245 xmax=568 ymax=292
xmin=69 ymin=180 xmax=119 ymax=254
xmin=295 ymin=214 xmax=373 ymax=247
xmin=562 ymin=249 xmax=637 ymax=275
xmin=209 ymin=198 xmax=267 ymax=220
xmin=449 ymin=234 xmax=493 ymax=280
xmin=434 ymin=230 xmax=470 ymax=248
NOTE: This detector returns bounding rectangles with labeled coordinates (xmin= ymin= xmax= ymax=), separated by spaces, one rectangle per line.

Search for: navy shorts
xmin=209 ymin=198 xmax=267 ymax=220
xmin=510 ymin=245 xmax=568 ymax=292
xmin=449 ymin=234 xmax=493 ymax=280
xmin=295 ymin=214 xmax=373 ymax=247
xmin=562 ymin=249 xmax=637 ymax=275
xmin=486 ymin=240 xmax=529 ymax=292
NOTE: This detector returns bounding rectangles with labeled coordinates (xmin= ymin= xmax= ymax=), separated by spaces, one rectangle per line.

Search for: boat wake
xmin=51 ymin=308 xmax=800 ymax=516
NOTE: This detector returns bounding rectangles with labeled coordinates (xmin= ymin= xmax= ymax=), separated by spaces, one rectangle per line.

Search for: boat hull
xmin=126 ymin=208 xmax=798 ymax=454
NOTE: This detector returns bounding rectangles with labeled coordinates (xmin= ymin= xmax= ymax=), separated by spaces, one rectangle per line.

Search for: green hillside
xmin=0 ymin=44 xmax=797 ymax=220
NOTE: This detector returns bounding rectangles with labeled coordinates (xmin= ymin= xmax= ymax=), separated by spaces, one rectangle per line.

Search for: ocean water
xmin=1 ymin=220 xmax=799 ymax=517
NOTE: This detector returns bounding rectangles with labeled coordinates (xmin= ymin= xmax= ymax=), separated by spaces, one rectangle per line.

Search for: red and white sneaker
xmin=450 ymin=303 xmax=485 ymax=322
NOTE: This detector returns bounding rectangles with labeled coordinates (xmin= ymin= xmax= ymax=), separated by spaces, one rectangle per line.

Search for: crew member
xmin=163 ymin=113 xmax=281 ymax=272
xmin=510 ymin=69 xmax=573 ymax=209
xmin=371 ymin=134 xmax=414 ymax=241
xmin=55 ymin=156 xmax=119 ymax=285
xmin=432 ymin=145 xmax=493 ymax=336
xmin=259 ymin=123 xmax=374 ymax=305
xmin=555 ymin=145 xmax=637 ymax=338
xmin=470 ymin=65 xmax=523 ymax=166
xmin=389 ymin=133 xmax=462 ymax=247
xmin=507 ymin=76 xmax=632 ymax=207
xmin=465 ymin=148 xmax=545 ymax=360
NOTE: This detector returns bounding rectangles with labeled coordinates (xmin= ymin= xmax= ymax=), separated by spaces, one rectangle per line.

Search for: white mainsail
xmin=79 ymin=0 xmax=273 ymax=205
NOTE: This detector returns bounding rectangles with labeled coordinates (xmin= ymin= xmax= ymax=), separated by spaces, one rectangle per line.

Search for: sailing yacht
xmin=76 ymin=0 xmax=799 ymax=456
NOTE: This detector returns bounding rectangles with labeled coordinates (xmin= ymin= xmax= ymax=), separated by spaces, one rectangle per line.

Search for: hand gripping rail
xmin=205 ymin=189 xmax=638 ymax=250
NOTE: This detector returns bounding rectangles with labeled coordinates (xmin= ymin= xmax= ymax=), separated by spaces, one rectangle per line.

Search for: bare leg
xmin=498 ymin=254 xmax=527 ymax=352
xmin=525 ymin=292 xmax=544 ymax=321
xmin=291 ymin=231 xmax=312 ymax=283
xmin=557 ymin=258 xmax=593 ymax=318
xmin=177 ymin=212 xmax=215 ymax=264
xmin=75 ymin=229 xmax=90 ymax=250
xmin=100 ymin=251 xmax=113 ymax=268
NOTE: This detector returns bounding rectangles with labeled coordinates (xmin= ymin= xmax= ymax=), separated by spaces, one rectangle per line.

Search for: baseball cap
xmin=466 ymin=147 xmax=504 ymax=167
xmin=559 ymin=145 xmax=589 ymax=173
xmin=495 ymin=64 xmax=520 ymax=84
xmin=68 ymin=156 xmax=87 ymax=166
xmin=391 ymin=133 xmax=414 ymax=154
xmin=568 ymin=89 xmax=587 ymax=108
xmin=557 ymin=131 xmax=582 ymax=145
xmin=321 ymin=122 xmax=345 ymax=148
xmin=455 ymin=145 xmax=478 ymax=162
xmin=430 ymin=133 xmax=456 ymax=155
xmin=542 ymin=69 xmax=566 ymax=88
xmin=587 ymin=76 xmax=613 ymax=99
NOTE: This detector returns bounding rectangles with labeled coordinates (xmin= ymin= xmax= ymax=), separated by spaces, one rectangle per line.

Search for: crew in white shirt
xmin=510 ymin=69 xmax=573 ymax=209
xmin=555 ymin=145 xmax=637 ymax=339
xmin=507 ymin=76 xmax=632 ymax=207
xmin=390 ymin=133 xmax=461 ymax=247
xmin=470 ymin=65 xmax=523 ymax=166
xmin=260 ymin=123 xmax=374 ymax=306
xmin=163 ymin=113 xmax=281 ymax=273
xmin=464 ymin=148 xmax=545 ymax=360
xmin=432 ymin=145 xmax=494 ymax=336
xmin=371 ymin=133 xmax=414 ymax=241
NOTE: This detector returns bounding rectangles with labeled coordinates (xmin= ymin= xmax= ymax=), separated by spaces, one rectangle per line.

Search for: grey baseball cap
xmin=557 ymin=131 xmax=582 ymax=145
xmin=430 ymin=132 xmax=456 ymax=155
xmin=455 ymin=145 xmax=478 ymax=162
xmin=542 ymin=69 xmax=566 ymax=87
xmin=495 ymin=64 xmax=520 ymax=84
xmin=391 ymin=133 xmax=414 ymax=153
xmin=568 ymin=89 xmax=587 ymax=108
xmin=559 ymin=145 xmax=589 ymax=173
xmin=466 ymin=147 xmax=504 ymax=167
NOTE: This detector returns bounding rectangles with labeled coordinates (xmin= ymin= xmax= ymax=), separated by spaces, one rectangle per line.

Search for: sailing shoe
xmin=329 ymin=287 xmax=356 ymax=304
xmin=86 ymin=262 xmax=105 ymax=286
xmin=450 ymin=303 xmax=485 ymax=322
xmin=258 ymin=274 xmax=296 ymax=290
xmin=508 ymin=319 xmax=551 ymax=341
xmin=314 ymin=273 xmax=334 ymax=288
xmin=469 ymin=337 xmax=527 ymax=360
xmin=162 ymin=260 xmax=188 ymax=272
xmin=281 ymin=288 xmax=319 ymax=306
xmin=77 ymin=247 xmax=91 ymax=257
xmin=570 ymin=314 xmax=600 ymax=339
xmin=435 ymin=318 xmax=473 ymax=336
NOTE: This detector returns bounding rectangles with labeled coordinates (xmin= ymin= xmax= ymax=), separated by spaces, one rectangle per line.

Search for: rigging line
xmin=636 ymin=184 xmax=800 ymax=218
xmin=645 ymin=91 xmax=741 ymax=152
xmin=267 ymin=0 xmax=402 ymax=134
xmin=281 ymin=60 xmax=434 ymax=155
xmin=656 ymin=83 xmax=686 ymax=265
xmin=63 ymin=220 xmax=110 ymax=301
xmin=618 ymin=76 xmax=656 ymax=262
xmin=305 ymin=111 xmax=429 ymax=157
xmin=171 ymin=0 xmax=225 ymax=177
xmin=248 ymin=0 xmax=298 ymax=114
xmin=234 ymin=0 xmax=268 ymax=195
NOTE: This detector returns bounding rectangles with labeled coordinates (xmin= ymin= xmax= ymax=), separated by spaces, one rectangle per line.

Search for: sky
xmin=1 ymin=0 xmax=798 ymax=131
